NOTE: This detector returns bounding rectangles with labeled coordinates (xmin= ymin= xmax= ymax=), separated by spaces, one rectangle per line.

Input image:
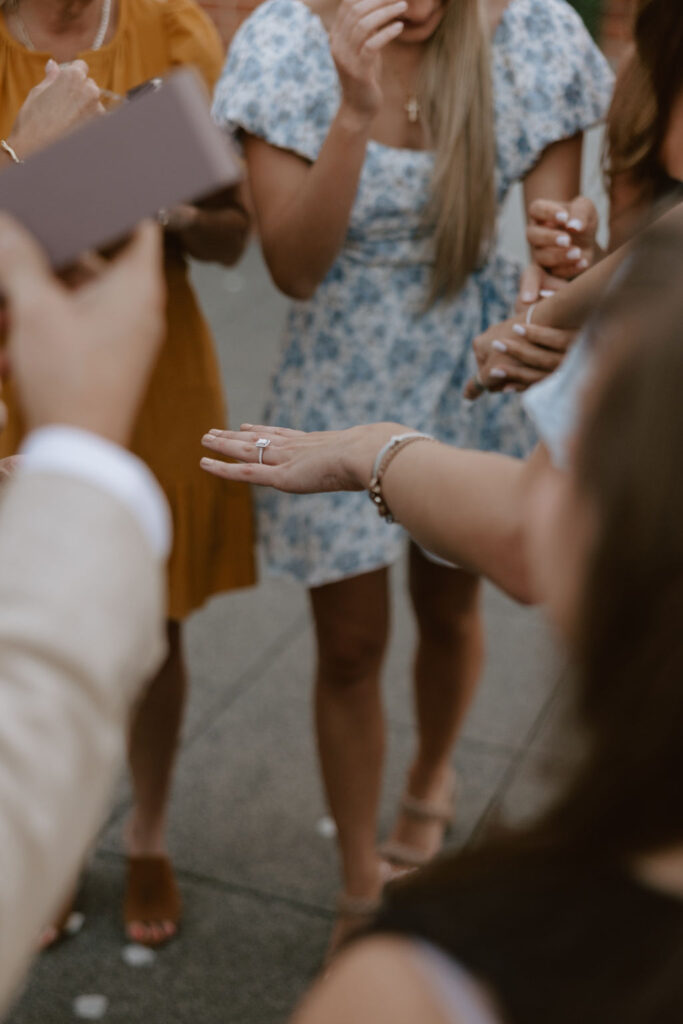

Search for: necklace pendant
xmin=405 ymin=95 xmax=420 ymax=124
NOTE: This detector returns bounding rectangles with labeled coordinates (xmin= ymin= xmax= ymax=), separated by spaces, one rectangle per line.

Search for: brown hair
xmin=419 ymin=0 xmax=496 ymax=301
xmin=606 ymin=0 xmax=683 ymax=204
xmin=371 ymin=225 xmax=683 ymax=1022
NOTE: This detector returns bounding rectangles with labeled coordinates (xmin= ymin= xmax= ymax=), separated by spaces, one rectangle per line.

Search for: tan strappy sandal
xmin=380 ymin=773 xmax=457 ymax=873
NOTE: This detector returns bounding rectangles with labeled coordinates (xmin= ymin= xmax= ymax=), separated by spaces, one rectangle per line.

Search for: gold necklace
xmin=385 ymin=62 xmax=421 ymax=124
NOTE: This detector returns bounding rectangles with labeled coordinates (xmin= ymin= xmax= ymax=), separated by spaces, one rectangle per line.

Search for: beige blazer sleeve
xmin=0 ymin=471 xmax=166 ymax=1014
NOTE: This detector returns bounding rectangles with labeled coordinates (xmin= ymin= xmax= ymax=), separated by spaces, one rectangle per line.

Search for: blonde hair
xmin=419 ymin=0 xmax=496 ymax=301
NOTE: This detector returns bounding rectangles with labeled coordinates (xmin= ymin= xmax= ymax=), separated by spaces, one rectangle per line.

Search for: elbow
xmin=262 ymin=249 xmax=319 ymax=300
xmin=495 ymin=525 xmax=538 ymax=606
xmin=270 ymin=268 xmax=318 ymax=301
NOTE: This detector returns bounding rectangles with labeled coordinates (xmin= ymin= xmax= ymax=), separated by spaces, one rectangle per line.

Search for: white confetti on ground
xmin=122 ymin=943 xmax=156 ymax=967
xmin=316 ymin=815 xmax=337 ymax=839
xmin=72 ymin=994 xmax=108 ymax=1020
xmin=63 ymin=912 xmax=85 ymax=937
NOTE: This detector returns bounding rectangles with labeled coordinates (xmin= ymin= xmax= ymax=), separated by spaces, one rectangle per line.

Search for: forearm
xmin=0 ymin=473 xmax=165 ymax=1011
xmin=251 ymin=104 xmax=371 ymax=299
xmin=343 ymin=427 xmax=537 ymax=602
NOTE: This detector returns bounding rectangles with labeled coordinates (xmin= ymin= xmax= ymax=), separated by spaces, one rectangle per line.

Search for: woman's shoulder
xmin=213 ymin=0 xmax=337 ymax=160
xmin=492 ymin=0 xmax=614 ymax=103
xmin=123 ymin=0 xmax=223 ymax=83
xmin=492 ymin=0 xmax=614 ymax=182
xmin=496 ymin=0 xmax=597 ymax=45
xmin=233 ymin=0 xmax=328 ymax=49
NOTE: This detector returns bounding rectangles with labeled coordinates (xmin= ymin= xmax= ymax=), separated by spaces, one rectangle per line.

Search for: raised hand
xmin=525 ymin=196 xmax=599 ymax=292
xmin=0 ymin=214 xmax=165 ymax=446
xmin=7 ymin=60 xmax=103 ymax=160
xmin=331 ymin=0 xmax=407 ymax=121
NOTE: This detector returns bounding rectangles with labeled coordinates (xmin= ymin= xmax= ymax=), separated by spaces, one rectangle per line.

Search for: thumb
xmin=518 ymin=263 xmax=543 ymax=305
xmin=31 ymin=59 xmax=60 ymax=95
xmin=0 ymin=214 xmax=56 ymax=316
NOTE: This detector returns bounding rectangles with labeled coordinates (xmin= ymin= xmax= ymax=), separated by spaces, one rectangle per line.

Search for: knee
xmin=316 ymin=626 xmax=388 ymax=690
xmin=410 ymin=575 xmax=481 ymax=645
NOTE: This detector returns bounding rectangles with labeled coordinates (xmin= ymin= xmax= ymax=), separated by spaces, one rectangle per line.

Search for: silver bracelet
xmin=0 ymin=139 xmax=22 ymax=165
xmin=368 ymin=432 xmax=434 ymax=523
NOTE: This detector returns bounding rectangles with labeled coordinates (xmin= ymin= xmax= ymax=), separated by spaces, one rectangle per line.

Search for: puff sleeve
xmin=163 ymin=0 xmax=225 ymax=91
xmin=494 ymin=0 xmax=615 ymax=186
xmin=212 ymin=0 xmax=339 ymax=161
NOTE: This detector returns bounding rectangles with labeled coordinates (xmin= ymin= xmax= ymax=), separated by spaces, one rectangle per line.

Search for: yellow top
xmin=0 ymin=0 xmax=255 ymax=618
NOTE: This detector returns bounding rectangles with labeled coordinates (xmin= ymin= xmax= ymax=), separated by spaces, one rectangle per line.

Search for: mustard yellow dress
xmin=0 ymin=0 xmax=255 ymax=618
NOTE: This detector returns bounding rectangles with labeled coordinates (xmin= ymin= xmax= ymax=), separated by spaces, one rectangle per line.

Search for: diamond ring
xmin=255 ymin=438 xmax=272 ymax=465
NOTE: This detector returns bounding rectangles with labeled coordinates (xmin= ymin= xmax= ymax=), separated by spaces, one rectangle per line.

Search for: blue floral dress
xmin=213 ymin=0 xmax=613 ymax=587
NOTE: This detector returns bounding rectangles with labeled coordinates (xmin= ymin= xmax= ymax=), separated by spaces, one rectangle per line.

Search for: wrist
xmin=341 ymin=422 xmax=409 ymax=489
xmin=336 ymin=101 xmax=374 ymax=138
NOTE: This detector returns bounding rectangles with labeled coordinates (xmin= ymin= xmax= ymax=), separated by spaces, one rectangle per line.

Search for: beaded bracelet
xmin=368 ymin=432 xmax=435 ymax=523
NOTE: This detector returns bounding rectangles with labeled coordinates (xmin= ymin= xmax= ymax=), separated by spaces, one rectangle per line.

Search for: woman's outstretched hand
xmin=200 ymin=422 xmax=403 ymax=494
xmin=331 ymin=0 xmax=407 ymax=122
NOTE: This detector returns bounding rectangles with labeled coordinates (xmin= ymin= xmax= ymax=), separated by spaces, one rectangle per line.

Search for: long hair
xmin=371 ymin=225 xmax=683 ymax=1022
xmin=606 ymin=0 xmax=683 ymax=204
xmin=419 ymin=0 xmax=496 ymax=301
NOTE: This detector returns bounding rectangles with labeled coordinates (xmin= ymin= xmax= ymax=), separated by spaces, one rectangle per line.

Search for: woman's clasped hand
xmin=466 ymin=314 xmax=575 ymax=396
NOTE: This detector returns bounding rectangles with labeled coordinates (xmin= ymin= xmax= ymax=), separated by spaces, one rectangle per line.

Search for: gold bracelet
xmin=0 ymin=139 xmax=22 ymax=164
xmin=368 ymin=432 xmax=435 ymax=523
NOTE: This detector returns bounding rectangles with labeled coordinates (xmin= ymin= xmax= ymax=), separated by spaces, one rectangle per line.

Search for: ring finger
xmin=201 ymin=430 xmax=279 ymax=464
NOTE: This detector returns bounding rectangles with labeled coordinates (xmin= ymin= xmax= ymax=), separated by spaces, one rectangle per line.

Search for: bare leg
xmin=311 ymin=569 xmax=390 ymax=916
xmin=126 ymin=619 xmax=186 ymax=944
xmin=386 ymin=544 xmax=483 ymax=860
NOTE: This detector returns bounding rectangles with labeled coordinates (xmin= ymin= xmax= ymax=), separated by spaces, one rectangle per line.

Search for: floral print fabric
xmin=213 ymin=0 xmax=614 ymax=586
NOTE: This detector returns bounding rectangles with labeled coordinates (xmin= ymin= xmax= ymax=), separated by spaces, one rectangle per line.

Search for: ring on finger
xmin=255 ymin=437 xmax=272 ymax=465
xmin=471 ymin=373 xmax=486 ymax=396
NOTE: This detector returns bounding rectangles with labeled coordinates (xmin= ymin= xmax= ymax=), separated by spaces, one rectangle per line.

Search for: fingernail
xmin=567 ymin=219 xmax=584 ymax=231
xmin=555 ymin=234 xmax=571 ymax=248
xmin=201 ymin=434 xmax=215 ymax=445
xmin=503 ymin=385 xmax=517 ymax=393
xmin=521 ymin=291 xmax=536 ymax=303
xmin=567 ymin=247 xmax=582 ymax=260
xmin=555 ymin=210 xmax=569 ymax=224
xmin=492 ymin=340 xmax=507 ymax=353
xmin=200 ymin=457 xmax=216 ymax=467
xmin=512 ymin=324 xmax=526 ymax=337
xmin=539 ymin=289 xmax=555 ymax=298
xmin=208 ymin=428 xmax=222 ymax=435
xmin=241 ymin=423 xmax=253 ymax=430
xmin=577 ymin=258 xmax=589 ymax=271
xmin=490 ymin=368 xmax=507 ymax=380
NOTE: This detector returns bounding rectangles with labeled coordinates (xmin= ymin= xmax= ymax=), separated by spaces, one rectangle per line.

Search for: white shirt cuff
xmin=19 ymin=426 xmax=172 ymax=560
